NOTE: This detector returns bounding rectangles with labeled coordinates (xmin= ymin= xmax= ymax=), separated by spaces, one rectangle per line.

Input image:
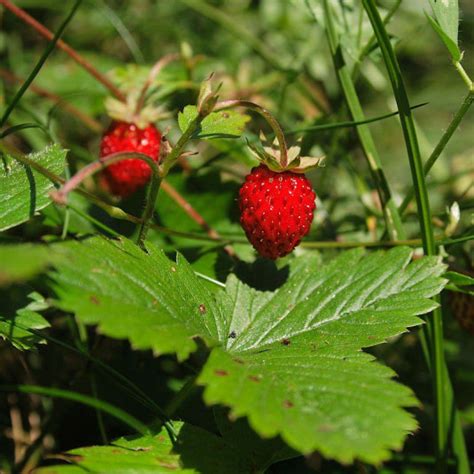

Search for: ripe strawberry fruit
xmin=100 ymin=121 xmax=161 ymax=197
xmin=239 ymin=164 xmax=316 ymax=259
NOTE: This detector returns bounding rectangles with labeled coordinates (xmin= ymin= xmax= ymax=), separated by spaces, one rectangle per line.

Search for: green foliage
xmin=37 ymin=422 xmax=267 ymax=474
xmin=0 ymin=244 xmax=51 ymax=286
xmin=0 ymin=145 xmax=66 ymax=231
xmin=428 ymin=0 xmax=460 ymax=60
xmin=0 ymin=292 xmax=49 ymax=350
xmin=178 ymin=105 xmax=250 ymax=139
xmin=50 ymin=237 xmax=226 ymax=361
xmin=49 ymin=236 xmax=446 ymax=464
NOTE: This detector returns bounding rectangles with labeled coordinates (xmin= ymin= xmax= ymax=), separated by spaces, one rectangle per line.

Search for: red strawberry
xmin=239 ymin=164 xmax=316 ymax=259
xmin=100 ymin=121 xmax=161 ymax=197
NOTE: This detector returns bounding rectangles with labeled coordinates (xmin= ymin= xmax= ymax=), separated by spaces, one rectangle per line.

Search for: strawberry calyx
xmin=247 ymin=132 xmax=324 ymax=174
xmin=105 ymin=93 xmax=169 ymax=130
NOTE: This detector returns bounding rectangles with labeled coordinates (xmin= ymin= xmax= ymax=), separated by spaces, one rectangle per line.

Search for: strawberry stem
xmin=50 ymin=151 xmax=161 ymax=251
xmin=215 ymin=100 xmax=289 ymax=168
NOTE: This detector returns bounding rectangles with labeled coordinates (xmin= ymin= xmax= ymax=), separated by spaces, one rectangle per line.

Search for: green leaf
xmin=0 ymin=244 xmax=52 ymax=287
xmin=50 ymin=237 xmax=228 ymax=361
xmin=0 ymin=292 xmax=50 ymax=350
xmin=0 ymin=144 xmax=66 ymax=231
xmin=428 ymin=0 xmax=459 ymax=50
xmin=178 ymin=105 xmax=250 ymax=139
xmin=199 ymin=248 xmax=447 ymax=464
xmin=445 ymin=271 xmax=474 ymax=287
xmin=37 ymin=421 xmax=258 ymax=473
xmin=426 ymin=14 xmax=461 ymax=61
xmin=50 ymin=237 xmax=447 ymax=464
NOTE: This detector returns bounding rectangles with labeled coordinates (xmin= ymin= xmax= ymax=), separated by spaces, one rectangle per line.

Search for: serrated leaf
xmin=426 ymin=14 xmax=461 ymax=61
xmin=428 ymin=0 xmax=459 ymax=47
xmin=49 ymin=237 xmax=228 ymax=361
xmin=49 ymin=239 xmax=447 ymax=464
xmin=0 ymin=244 xmax=52 ymax=287
xmin=0 ymin=292 xmax=50 ymax=350
xmin=178 ymin=105 xmax=249 ymax=139
xmin=199 ymin=248 xmax=446 ymax=464
xmin=0 ymin=144 xmax=66 ymax=231
xmin=36 ymin=422 xmax=253 ymax=473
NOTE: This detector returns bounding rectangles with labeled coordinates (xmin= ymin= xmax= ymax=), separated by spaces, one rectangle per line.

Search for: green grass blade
xmin=0 ymin=0 xmax=83 ymax=128
xmin=318 ymin=0 xmax=406 ymax=241
xmin=287 ymin=102 xmax=427 ymax=135
xmin=361 ymin=2 xmax=468 ymax=472
xmin=0 ymin=384 xmax=149 ymax=435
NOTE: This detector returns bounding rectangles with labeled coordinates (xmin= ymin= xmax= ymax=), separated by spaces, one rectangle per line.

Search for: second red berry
xmin=100 ymin=121 xmax=161 ymax=198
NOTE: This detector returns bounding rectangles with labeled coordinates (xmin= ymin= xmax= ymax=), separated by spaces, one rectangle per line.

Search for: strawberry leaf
xmin=49 ymin=238 xmax=446 ymax=464
xmin=178 ymin=105 xmax=249 ymax=139
xmin=0 ymin=144 xmax=66 ymax=231
xmin=50 ymin=237 xmax=227 ymax=361
xmin=36 ymin=421 xmax=254 ymax=473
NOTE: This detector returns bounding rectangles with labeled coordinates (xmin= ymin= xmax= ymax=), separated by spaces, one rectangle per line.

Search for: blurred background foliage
xmin=0 ymin=0 xmax=473 ymax=472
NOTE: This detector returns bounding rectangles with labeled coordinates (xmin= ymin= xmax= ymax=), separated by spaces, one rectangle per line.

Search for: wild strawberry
xmin=100 ymin=121 xmax=161 ymax=197
xmin=239 ymin=165 xmax=316 ymax=259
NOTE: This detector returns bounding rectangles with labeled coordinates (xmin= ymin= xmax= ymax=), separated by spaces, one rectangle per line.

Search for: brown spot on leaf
xmin=199 ymin=304 xmax=207 ymax=314
xmin=157 ymin=460 xmax=179 ymax=469
xmin=248 ymin=375 xmax=261 ymax=383
xmin=228 ymin=331 xmax=236 ymax=339
xmin=283 ymin=400 xmax=294 ymax=408
xmin=233 ymin=358 xmax=245 ymax=365
xmin=90 ymin=295 xmax=100 ymax=305
xmin=214 ymin=369 xmax=228 ymax=376
xmin=318 ymin=424 xmax=335 ymax=433
xmin=281 ymin=338 xmax=291 ymax=346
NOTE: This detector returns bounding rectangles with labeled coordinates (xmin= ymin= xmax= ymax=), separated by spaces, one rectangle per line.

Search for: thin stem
xmin=216 ymin=99 xmax=288 ymax=167
xmin=286 ymin=102 xmax=427 ymax=135
xmin=50 ymin=152 xmax=160 ymax=205
xmin=399 ymin=90 xmax=473 ymax=215
xmin=137 ymin=170 xmax=162 ymax=250
xmin=453 ymin=61 xmax=473 ymax=90
xmin=0 ymin=0 xmax=125 ymax=101
xmin=165 ymin=375 xmax=198 ymax=418
xmin=0 ymin=0 xmax=83 ymax=128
